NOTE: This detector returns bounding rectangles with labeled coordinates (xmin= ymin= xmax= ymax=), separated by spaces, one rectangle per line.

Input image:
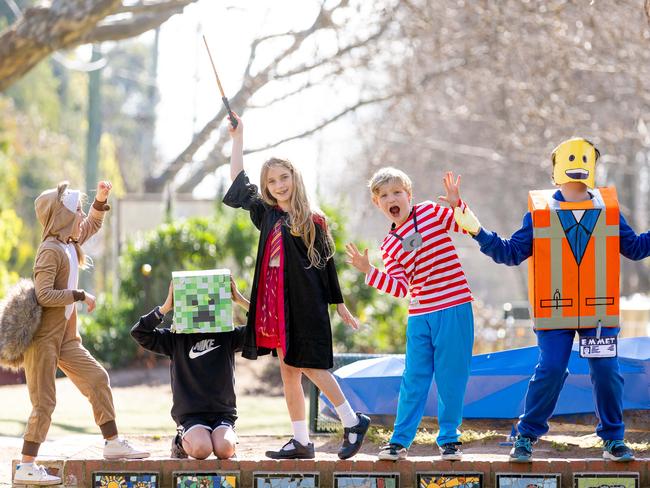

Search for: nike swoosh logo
xmin=188 ymin=344 xmax=221 ymax=359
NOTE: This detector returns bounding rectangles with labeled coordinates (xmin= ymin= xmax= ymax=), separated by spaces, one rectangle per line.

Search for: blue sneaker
xmin=509 ymin=435 xmax=533 ymax=463
xmin=603 ymin=440 xmax=635 ymax=462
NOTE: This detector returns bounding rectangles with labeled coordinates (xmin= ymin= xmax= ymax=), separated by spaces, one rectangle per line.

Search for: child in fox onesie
xmin=13 ymin=181 xmax=148 ymax=487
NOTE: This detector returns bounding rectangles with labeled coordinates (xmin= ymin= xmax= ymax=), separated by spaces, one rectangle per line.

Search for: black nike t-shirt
xmin=130 ymin=310 xmax=246 ymax=425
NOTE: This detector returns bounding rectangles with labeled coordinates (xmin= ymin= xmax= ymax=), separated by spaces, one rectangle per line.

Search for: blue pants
xmin=390 ymin=302 xmax=474 ymax=448
xmin=518 ymin=327 xmax=624 ymax=441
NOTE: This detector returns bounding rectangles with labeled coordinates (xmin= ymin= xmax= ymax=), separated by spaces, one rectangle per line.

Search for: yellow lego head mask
xmin=551 ymin=137 xmax=600 ymax=189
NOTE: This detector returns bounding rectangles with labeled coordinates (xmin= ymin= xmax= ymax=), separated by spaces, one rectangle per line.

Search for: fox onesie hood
xmin=35 ymin=182 xmax=81 ymax=245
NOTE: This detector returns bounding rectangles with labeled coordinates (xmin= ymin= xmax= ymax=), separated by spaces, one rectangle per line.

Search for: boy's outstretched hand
xmin=454 ymin=206 xmax=481 ymax=236
xmin=437 ymin=171 xmax=461 ymax=208
xmin=336 ymin=303 xmax=359 ymax=330
xmin=160 ymin=281 xmax=174 ymax=315
xmin=345 ymin=243 xmax=371 ymax=274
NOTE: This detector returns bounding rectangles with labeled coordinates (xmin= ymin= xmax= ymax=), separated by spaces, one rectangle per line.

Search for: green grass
xmin=364 ymin=426 xmax=501 ymax=446
xmin=551 ymin=440 xmax=570 ymax=452
xmin=0 ymin=378 xmax=291 ymax=438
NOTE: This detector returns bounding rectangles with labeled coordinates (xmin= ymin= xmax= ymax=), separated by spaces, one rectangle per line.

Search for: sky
xmin=154 ymin=0 xmax=363 ymax=199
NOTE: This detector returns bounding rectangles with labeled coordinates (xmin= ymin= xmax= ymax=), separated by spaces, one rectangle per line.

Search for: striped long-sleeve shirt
xmin=365 ymin=200 xmax=473 ymax=316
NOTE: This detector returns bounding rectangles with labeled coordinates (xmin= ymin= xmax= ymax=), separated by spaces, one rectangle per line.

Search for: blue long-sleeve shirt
xmin=474 ymin=190 xmax=650 ymax=265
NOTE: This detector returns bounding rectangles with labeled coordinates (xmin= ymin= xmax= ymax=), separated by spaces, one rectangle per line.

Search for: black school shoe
xmin=338 ymin=413 xmax=371 ymax=459
xmin=170 ymin=433 xmax=188 ymax=459
xmin=265 ymin=438 xmax=315 ymax=459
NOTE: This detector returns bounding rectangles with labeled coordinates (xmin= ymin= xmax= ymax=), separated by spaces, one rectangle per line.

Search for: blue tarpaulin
xmin=324 ymin=337 xmax=650 ymax=419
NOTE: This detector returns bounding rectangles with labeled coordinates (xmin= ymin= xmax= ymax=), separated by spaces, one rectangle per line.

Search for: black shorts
xmin=178 ymin=415 xmax=235 ymax=438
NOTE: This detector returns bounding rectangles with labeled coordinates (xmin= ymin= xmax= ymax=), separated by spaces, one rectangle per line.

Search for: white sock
xmin=19 ymin=462 xmax=34 ymax=468
xmin=335 ymin=400 xmax=359 ymax=444
xmin=288 ymin=420 xmax=310 ymax=448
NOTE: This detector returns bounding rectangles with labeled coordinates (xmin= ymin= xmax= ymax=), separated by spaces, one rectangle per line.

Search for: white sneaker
xmin=103 ymin=438 xmax=150 ymax=459
xmin=13 ymin=463 xmax=61 ymax=485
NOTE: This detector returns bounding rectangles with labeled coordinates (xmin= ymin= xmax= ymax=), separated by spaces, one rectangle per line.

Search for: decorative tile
xmin=574 ymin=473 xmax=639 ymax=488
xmin=254 ymin=473 xmax=319 ymax=488
xmin=496 ymin=474 xmax=560 ymax=488
xmin=334 ymin=473 xmax=399 ymax=488
xmin=173 ymin=472 xmax=239 ymax=488
xmin=93 ymin=472 xmax=158 ymax=488
xmin=417 ymin=473 xmax=482 ymax=488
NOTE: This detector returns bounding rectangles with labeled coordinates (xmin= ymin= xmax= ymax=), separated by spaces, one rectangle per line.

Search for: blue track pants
xmin=390 ymin=302 xmax=474 ymax=447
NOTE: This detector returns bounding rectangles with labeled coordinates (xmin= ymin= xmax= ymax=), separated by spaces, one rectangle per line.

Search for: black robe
xmin=223 ymin=170 xmax=344 ymax=369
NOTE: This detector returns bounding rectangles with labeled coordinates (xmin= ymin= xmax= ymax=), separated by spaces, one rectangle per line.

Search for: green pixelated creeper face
xmin=171 ymin=269 xmax=233 ymax=333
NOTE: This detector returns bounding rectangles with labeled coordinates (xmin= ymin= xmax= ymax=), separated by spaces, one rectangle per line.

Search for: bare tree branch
xmin=80 ymin=0 xmax=197 ymax=43
xmin=175 ymin=130 xmax=231 ymax=193
xmin=144 ymin=75 xmax=270 ymax=192
xmin=247 ymin=66 xmax=344 ymax=109
xmin=245 ymin=95 xmax=394 ymax=155
xmin=115 ymin=0 xmax=193 ymax=15
xmin=0 ymin=0 xmax=123 ymax=91
xmin=0 ymin=0 xmax=198 ymax=91
xmin=174 ymin=93 xmax=396 ymax=193
xmin=246 ymin=3 xmax=339 ymax=81
xmin=274 ymin=19 xmax=392 ymax=80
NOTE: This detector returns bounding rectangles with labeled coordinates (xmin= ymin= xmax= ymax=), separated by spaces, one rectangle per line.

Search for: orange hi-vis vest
xmin=528 ymin=188 xmax=620 ymax=330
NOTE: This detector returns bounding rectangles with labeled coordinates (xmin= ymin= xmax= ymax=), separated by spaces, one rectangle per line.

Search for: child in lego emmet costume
xmin=14 ymin=181 xmax=148 ymax=486
xmin=454 ymin=138 xmax=650 ymax=462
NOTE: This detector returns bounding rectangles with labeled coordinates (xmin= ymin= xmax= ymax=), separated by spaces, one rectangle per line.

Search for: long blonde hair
xmin=260 ymin=158 xmax=334 ymax=269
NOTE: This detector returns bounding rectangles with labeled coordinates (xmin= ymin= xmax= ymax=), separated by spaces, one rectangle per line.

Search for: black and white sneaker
xmin=377 ymin=443 xmax=408 ymax=461
xmin=170 ymin=433 xmax=188 ymax=459
xmin=265 ymin=438 xmax=315 ymax=459
xmin=439 ymin=442 xmax=462 ymax=460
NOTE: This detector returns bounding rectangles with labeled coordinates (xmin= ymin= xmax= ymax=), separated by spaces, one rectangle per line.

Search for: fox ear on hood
xmin=57 ymin=181 xmax=70 ymax=201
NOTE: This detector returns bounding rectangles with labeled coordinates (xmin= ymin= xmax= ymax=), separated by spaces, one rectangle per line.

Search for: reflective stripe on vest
xmin=528 ymin=188 xmax=620 ymax=330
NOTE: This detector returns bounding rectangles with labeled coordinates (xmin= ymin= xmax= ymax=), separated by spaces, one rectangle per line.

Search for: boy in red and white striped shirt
xmin=346 ymin=167 xmax=474 ymax=461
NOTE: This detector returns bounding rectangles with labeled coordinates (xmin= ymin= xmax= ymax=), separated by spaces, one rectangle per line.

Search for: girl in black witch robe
xmin=223 ymin=113 xmax=370 ymax=460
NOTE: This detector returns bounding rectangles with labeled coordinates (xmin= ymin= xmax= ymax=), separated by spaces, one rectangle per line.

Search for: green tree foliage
xmin=80 ymin=207 xmax=258 ymax=367
xmin=2 ymin=58 xmax=88 ymax=279
xmin=81 ymin=203 xmax=408 ymax=367
xmin=101 ymin=40 xmax=158 ymax=191
xmin=77 ymin=294 xmax=137 ymax=369
xmin=0 ymin=98 xmax=26 ymax=297
xmin=120 ymin=217 xmax=230 ymax=318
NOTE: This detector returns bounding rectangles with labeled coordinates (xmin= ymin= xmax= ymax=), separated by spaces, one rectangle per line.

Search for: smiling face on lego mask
xmin=552 ymin=138 xmax=599 ymax=189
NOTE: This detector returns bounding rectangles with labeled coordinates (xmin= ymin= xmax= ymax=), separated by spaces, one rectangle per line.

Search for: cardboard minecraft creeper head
xmin=171 ymin=269 xmax=233 ymax=333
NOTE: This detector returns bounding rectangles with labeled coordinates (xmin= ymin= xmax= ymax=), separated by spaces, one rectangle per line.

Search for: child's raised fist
xmin=97 ymin=181 xmax=112 ymax=201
